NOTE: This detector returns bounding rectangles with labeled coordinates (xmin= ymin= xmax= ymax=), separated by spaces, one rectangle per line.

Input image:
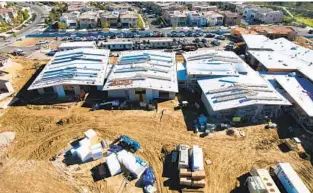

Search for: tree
xmin=44 ymin=18 xmax=50 ymax=24
xmin=57 ymin=22 xmax=67 ymax=30
xmin=102 ymin=21 xmax=110 ymax=30
xmin=22 ymin=9 xmax=30 ymax=21
xmin=137 ymin=18 xmax=144 ymax=29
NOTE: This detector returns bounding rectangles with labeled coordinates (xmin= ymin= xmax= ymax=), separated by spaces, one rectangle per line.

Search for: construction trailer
xmin=58 ymin=41 xmax=97 ymax=51
xmin=28 ymin=49 xmax=110 ymax=98
xmin=274 ymin=163 xmax=310 ymax=193
xmin=98 ymin=41 xmax=133 ymax=50
xmin=246 ymin=167 xmax=280 ymax=193
xmin=103 ymin=51 xmax=178 ymax=102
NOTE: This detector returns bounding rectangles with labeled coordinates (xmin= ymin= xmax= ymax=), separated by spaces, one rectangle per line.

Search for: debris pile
xmin=71 ymin=129 xmax=103 ymax=162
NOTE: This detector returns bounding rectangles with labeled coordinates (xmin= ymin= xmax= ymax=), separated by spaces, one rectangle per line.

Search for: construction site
xmin=0 ymin=55 xmax=313 ymax=193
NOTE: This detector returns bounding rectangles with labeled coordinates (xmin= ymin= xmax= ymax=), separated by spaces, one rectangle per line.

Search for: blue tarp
xmin=142 ymin=167 xmax=155 ymax=186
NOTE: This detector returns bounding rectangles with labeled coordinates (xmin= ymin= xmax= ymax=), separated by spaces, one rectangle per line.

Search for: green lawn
xmin=295 ymin=16 xmax=313 ymax=27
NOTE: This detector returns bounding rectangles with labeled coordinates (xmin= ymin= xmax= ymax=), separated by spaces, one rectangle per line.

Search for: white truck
xmin=274 ymin=163 xmax=310 ymax=193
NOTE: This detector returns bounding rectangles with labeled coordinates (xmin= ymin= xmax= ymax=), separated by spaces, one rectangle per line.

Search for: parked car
xmin=12 ymin=49 xmax=25 ymax=56
xmin=211 ymin=39 xmax=220 ymax=46
xmin=309 ymin=29 xmax=313 ymax=34
xmin=201 ymin=39 xmax=207 ymax=43
xmin=198 ymin=42 xmax=204 ymax=48
xmin=215 ymin=35 xmax=226 ymax=40
xmin=46 ymin=50 xmax=57 ymax=56
xmin=205 ymin=33 xmax=215 ymax=38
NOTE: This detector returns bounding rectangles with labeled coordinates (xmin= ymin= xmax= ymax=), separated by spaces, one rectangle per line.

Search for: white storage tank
xmin=274 ymin=163 xmax=310 ymax=193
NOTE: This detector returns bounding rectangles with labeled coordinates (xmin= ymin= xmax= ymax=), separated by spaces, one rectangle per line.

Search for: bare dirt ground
xmin=0 ymin=58 xmax=312 ymax=193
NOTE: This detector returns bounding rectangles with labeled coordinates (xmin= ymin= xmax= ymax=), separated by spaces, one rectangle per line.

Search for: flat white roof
xmin=103 ymin=50 xmax=178 ymax=93
xmin=59 ymin=41 xmax=96 ymax=49
xmin=196 ymin=52 xmax=290 ymax=112
xmin=274 ymin=74 xmax=313 ymax=117
xmin=276 ymin=163 xmax=310 ymax=193
xmin=242 ymin=34 xmax=271 ymax=50
xmin=245 ymin=35 xmax=313 ymax=79
xmin=28 ymin=48 xmax=110 ymax=90
xmin=183 ymin=50 xmax=249 ymax=77
xmin=248 ymin=50 xmax=306 ymax=71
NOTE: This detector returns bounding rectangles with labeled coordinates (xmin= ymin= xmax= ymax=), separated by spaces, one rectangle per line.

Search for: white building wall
xmin=201 ymin=92 xmax=217 ymax=116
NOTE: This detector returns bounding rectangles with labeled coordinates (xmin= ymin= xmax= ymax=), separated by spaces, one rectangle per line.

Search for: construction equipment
xmin=111 ymin=135 xmax=141 ymax=152
xmin=264 ymin=116 xmax=277 ymax=129
xmin=91 ymin=100 xmax=120 ymax=111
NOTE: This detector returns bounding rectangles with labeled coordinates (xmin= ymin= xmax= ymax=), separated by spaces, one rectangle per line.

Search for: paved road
xmin=0 ymin=4 xmax=45 ymax=49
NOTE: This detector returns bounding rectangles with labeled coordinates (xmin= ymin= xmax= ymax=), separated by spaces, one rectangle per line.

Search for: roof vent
xmin=278 ymin=60 xmax=283 ymax=63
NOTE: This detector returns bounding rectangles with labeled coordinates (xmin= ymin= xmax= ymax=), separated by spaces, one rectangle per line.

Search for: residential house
xmin=0 ymin=2 xmax=6 ymax=8
xmin=67 ymin=2 xmax=93 ymax=12
xmin=193 ymin=5 xmax=218 ymax=12
xmin=254 ymin=9 xmax=283 ymax=24
xmin=0 ymin=8 xmax=17 ymax=24
xmin=108 ymin=3 xmax=131 ymax=12
xmin=156 ymin=2 xmax=185 ymax=14
xmin=119 ymin=11 xmax=139 ymax=28
xmin=99 ymin=11 xmax=119 ymax=27
xmin=60 ymin=11 xmax=80 ymax=29
xmin=186 ymin=11 xmax=207 ymax=27
xmin=103 ymin=51 xmax=178 ymax=101
xmin=28 ymin=49 xmax=110 ymax=97
xmin=205 ymin=11 xmax=224 ymax=26
xmin=244 ymin=7 xmax=283 ymax=24
xmin=164 ymin=10 xmax=187 ymax=27
xmin=250 ymin=26 xmax=297 ymax=40
xmin=78 ymin=11 xmax=99 ymax=29
xmin=222 ymin=11 xmax=242 ymax=26
xmin=220 ymin=1 xmax=245 ymax=12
